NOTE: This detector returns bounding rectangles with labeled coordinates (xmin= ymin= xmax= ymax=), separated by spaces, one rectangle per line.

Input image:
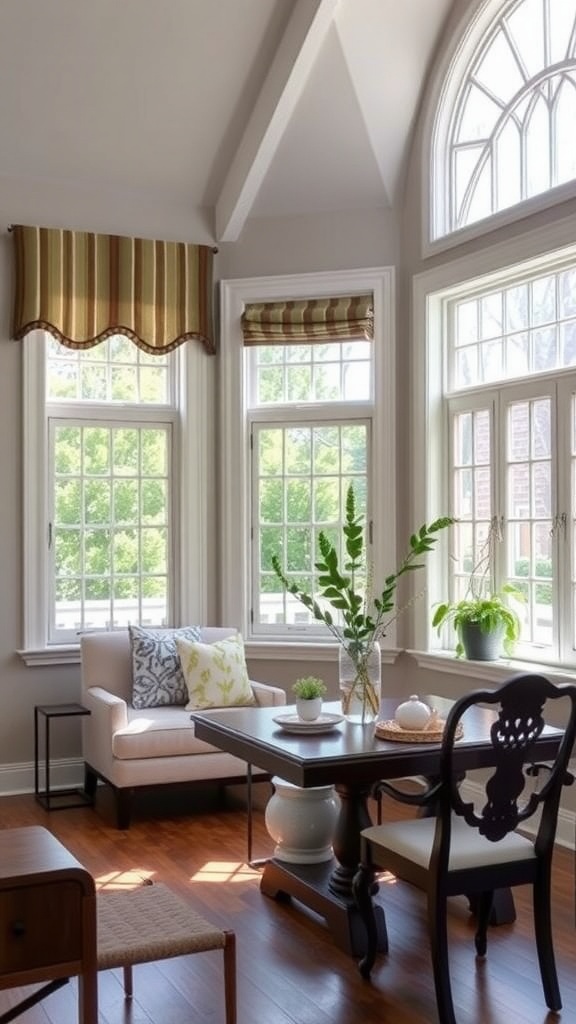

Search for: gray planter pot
xmin=461 ymin=622 xmax=504 ymax=661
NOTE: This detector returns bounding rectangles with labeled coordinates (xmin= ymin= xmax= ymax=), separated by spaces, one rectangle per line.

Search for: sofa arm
xmin=84 ymin=686 xmax=129 ymax=731
xmin=250 ymin=680 xmax=287 ymax=708
xmin=82 ymin=686 xmax=129 ymax=777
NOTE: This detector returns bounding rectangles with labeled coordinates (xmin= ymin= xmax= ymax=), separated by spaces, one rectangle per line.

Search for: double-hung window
xmin=248 ymin=339 xmax=372 ymax=637
xmin=220 ymin=268 xmax=395 ymax=647
xmin=15 ymin=225 xmax=214 ymax=661
xmin=23 ymin=333 xmax=183 ymax=653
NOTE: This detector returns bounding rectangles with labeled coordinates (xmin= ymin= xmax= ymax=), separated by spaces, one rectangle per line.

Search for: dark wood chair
xmin=353 ymin=673 xmax=576 ymax=1024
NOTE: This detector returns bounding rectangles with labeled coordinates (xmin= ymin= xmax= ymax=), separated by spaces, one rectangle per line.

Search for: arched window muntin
xmin=451 ymin=64 xmax=576 ymax=229
xmin=430 ymin=0 xmax=576 ymax=248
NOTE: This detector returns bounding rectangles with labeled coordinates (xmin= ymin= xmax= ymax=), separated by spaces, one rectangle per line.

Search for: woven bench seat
xmin=97 ymin=882 xmax=236 ymax=1024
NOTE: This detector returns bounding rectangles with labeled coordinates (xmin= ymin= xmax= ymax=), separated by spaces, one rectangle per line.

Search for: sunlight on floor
xmin=377 ymin=870 xmax=398 ymax=885
xmin=94 ymin=861 xmax=261 ymax=889
xmin=93 ymin=862 xmax=395 ymax=889
xmin=190 ymin=860 xmax=261 ymax=883
xmin=95 ymin=868 xmax=156 ymax=890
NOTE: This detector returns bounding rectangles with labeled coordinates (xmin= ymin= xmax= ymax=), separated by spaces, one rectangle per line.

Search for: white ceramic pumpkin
xmin=395 ymin=694 xmax=432 ymax=730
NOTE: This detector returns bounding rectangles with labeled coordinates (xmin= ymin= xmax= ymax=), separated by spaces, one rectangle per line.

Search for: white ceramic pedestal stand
xmin=264 ymin=776 xmax=340 ymax=863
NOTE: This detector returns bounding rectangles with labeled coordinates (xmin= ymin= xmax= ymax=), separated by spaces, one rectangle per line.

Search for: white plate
xmin=272 ymin=712 xmax=344 ymax=735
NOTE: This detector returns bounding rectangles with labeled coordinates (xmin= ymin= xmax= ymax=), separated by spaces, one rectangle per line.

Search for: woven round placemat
xmin=374 ymin=719 xmax=464 ymax=743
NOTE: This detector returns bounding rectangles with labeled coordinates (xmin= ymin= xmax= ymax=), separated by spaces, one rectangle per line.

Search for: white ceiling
xmin=0 ymin=0 xmax=455 ymax=242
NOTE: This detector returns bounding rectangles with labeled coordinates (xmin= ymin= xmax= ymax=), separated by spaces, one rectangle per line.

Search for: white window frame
xmin=411 ymin=213 xmax=576 ymax=682
xmin=20 ymin=332 xmax=213 ymax=665
xmin=220 ymin=268 xmax=396 ymax=657
xmin=421 ymin=0 xmax=576 ymax=257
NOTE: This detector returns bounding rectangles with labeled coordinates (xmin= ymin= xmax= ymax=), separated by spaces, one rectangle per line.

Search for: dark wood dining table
xmin=192 ymin=695 xmax=564 ymax=956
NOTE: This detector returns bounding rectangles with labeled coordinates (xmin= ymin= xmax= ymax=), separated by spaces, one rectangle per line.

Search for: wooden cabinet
xmin=0 ymin=826 xmax=97 ymax=1024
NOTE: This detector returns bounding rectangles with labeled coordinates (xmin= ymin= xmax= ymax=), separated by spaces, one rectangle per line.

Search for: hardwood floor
xmin=0 ymin=787 xmax=575 ymax=1024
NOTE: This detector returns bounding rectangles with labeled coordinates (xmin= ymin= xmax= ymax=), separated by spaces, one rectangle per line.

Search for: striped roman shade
xmin=241 ymin=295 xmax=373 ymax=345
xmin=11 ymin=224 xmax=215 ymax=354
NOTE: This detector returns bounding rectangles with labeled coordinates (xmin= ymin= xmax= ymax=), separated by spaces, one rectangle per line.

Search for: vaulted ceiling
xmin=0 ymin=0 xmax=456 ymax=242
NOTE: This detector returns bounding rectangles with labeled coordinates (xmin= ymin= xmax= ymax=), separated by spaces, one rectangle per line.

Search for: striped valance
xmin=241 ymin=295 xmax=373 ymax=345
xmin=11 ymin=225 xmax=215 ymax=355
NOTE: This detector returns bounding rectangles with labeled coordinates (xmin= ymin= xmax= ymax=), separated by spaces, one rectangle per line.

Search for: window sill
xmin=17 ymin=641 xmax=404 ymax=669
xmin=408 ymin=649 xmax=576 ymax=684
xmin=18 ymin=646 xmax=81 ymax=667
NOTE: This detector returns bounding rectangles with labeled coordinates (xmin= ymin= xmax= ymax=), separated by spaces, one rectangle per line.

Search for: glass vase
xmin=339 ymin=641 xmax=381 ymax=724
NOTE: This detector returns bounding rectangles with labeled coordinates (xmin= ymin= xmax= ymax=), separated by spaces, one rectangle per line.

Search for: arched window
xmin=433 ymin=0 xmax=576 ymax=241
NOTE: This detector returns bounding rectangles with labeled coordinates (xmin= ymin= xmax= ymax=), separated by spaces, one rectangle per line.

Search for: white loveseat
xmin=81 ymin=627 xmax=286 ymax=828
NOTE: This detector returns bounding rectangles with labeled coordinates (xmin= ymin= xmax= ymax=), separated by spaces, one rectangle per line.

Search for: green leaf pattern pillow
xmin=177 ymin=633 xmax=256 ymax=710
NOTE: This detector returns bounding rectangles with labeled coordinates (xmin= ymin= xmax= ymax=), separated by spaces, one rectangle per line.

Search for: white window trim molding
xmin=219 ymin=267 xmax=396 ymax=647
xmin=177 ymin=341 xmax=213 ymax=627
xmin=409 ymin=649 xmax=576 ymax=686
xmin=411 ymin=210 xmax=576 ymax=659
xmin=420 ymin=0 xmax=576 ymax=257
xmin=19 ymin=337 xmax=211 ymax=666
xmin=21 ymin=334 xmax=48 ymax=660
xmin=244 ymin=642 xmax=402 ymax=665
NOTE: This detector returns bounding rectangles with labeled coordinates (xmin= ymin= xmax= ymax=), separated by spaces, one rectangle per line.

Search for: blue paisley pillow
xmin=129 ymin=625 xmax=202 ymax=708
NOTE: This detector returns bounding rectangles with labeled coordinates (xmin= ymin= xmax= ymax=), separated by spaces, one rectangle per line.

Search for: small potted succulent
xmin=292 ymin=676 xmax=327 ymax=722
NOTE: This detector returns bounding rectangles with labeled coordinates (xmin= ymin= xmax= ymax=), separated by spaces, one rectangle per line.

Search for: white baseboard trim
xmin=0 ymin=758 xmax=85 ymax=796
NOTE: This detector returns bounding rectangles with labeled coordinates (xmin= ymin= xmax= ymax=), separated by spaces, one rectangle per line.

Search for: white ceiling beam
xmin=215 ymin=0 xmax=340 ymax=242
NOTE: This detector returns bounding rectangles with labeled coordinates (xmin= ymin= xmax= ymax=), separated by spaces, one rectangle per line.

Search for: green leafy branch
xmin=271 ymin=484 xmax=455 ymax=651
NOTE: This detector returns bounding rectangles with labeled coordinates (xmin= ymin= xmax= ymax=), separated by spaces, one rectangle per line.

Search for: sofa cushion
xmin=112 ymin=707 xmax=225 ymax=759
xmin=129 ymin=625 xmax=201 ymax=709
xmin=177 ymin=633 xmax=256 ymax=710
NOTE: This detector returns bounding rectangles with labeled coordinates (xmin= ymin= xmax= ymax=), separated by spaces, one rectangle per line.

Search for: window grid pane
xmin=46 ymin=335 xmax=169 ymax=404
xmin=51 ymin=421 xmax=171 ymax=637
xmin=450 ymin=267 xmax=576 ymax=389
xmin=44 ymin=337 xmax=177 ymax=642
xmin=254 ymin=422 xmax=369 ymax=630
xmin=250 ymin=342 xmax=372 ymax=405
xmin=451 ymin=408 xmax=493 ymax=603
xmin=505 ymin=397 xmax=553 ymax=647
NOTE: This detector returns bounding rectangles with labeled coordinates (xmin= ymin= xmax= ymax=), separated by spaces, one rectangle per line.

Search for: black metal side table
xmin=34 ymin=703 xmax=93 ymax=810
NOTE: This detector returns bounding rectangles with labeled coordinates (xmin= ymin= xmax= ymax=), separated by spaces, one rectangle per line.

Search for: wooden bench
xmin=97 ymin=882 xmax=236 ymax=1024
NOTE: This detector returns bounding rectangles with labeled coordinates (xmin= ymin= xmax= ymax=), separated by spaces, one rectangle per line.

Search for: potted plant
xmin=432 ymin=587 xmax=523 ymax=660
xmin=272 ymin=484 xmax=454 ymax=723
xmin=432 ymin=535 xmax=524 ymax=660
xmin=292 ymin=676 xmax=327 ymax=722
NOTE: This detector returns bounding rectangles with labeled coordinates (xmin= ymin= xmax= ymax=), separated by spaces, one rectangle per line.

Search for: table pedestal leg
xmin=260 ymin=782 xmax=388 ymax=956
